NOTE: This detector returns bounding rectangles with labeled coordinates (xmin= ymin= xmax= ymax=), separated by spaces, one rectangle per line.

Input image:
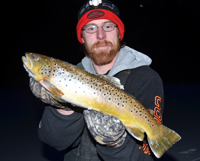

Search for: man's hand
xmin=84 ymin=110 xmax=127 ymax=147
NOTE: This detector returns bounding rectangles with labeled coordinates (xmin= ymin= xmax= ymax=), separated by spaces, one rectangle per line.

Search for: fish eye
xmin=32 ymin=55 xmax=39 ymax=61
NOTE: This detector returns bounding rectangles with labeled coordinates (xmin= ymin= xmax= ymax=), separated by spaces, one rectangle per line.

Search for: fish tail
xmin=147 ymin=125 xmax=181 ymax=158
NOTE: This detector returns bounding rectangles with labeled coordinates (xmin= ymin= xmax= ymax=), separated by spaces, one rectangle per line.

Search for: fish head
xmin=22 ymin=52 xmax=52 ymax=81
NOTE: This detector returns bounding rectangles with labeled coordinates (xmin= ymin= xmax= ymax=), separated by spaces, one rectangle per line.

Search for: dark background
xmin=1 ymin=0 xmax=200 ymax=161
xmin=1 ymin=0 xmax=200 ymax=88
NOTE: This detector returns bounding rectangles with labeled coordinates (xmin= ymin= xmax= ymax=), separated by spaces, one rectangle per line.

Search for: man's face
xmin=82 ymin=19 xmax=120 ymax=66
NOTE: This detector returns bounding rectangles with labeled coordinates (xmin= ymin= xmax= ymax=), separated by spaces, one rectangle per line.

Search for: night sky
xmin=1 ymin=0 xmax=200 ymax=88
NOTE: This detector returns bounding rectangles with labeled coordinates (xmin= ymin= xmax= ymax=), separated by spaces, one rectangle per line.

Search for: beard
xmin=84 ymin=39 xmax=120 ymax=66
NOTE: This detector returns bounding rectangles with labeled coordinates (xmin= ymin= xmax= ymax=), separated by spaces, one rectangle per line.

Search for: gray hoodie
xmin=81 ymin=46 xmax=152 ymax=76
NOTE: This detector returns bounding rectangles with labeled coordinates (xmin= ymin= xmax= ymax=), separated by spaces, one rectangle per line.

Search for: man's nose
xmin=96 ymin=27 xmax=106 ymax=40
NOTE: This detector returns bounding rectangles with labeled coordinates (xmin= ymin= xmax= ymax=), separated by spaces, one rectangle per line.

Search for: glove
xmin=84 ymin=110 xmax=127 ymax=147
xmin=29 ymin=77 xmax=71 ymax=110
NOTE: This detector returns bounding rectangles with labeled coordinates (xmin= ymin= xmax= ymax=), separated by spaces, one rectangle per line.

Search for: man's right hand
xmin=29 ymin=77 xmax=73 ymax=112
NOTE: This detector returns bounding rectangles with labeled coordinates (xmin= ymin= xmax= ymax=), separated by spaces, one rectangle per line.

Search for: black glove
xmin=84 ymin=110 xmax=127 ymax=147
xmin=29 ymin=77 xmax=71 ymax=110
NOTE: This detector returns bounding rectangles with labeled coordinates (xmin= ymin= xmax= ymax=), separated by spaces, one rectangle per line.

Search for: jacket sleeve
xmin=38 ymin=106 xmax=85 ymax=151
xmin=96 ymin=66 xmax=164 ymax=161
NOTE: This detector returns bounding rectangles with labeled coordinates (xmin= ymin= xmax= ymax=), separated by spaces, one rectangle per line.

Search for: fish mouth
xmin=22 ymin=55 xmax=35 ymax=78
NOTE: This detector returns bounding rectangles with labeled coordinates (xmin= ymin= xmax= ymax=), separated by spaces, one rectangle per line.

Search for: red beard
xmin=84 ymin=40 xmax=120 ymax=65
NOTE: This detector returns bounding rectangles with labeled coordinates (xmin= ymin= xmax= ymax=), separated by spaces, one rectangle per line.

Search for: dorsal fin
xmin=97 ymin=75 xmax=124 ymax=90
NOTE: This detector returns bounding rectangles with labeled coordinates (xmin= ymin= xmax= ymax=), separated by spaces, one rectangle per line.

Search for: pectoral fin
xmin=39 ymin=79 xmax=64 ymax=102
xmin=126 ymin=125 xmax=145 ymax=141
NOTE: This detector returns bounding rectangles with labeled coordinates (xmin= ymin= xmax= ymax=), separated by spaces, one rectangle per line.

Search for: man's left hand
xmin=84 ymin=110 xmax=127 ymax=147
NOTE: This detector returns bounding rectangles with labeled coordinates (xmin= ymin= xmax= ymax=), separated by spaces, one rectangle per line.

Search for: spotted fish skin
xmin=22 ymin=52 xmax=181 ymax=158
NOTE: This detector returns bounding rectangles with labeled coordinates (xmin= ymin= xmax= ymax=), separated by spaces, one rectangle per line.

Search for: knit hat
xmin=76 ymin=0 xmax=124 ymax=44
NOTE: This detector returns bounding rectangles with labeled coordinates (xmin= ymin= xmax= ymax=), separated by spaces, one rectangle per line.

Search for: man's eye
xmin=105 ymin=25 xmax=112 ymax=29
xmin=87 ymin=27 xmax=95 ymax=31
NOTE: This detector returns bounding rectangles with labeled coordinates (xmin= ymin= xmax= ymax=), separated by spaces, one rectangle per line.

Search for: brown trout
xmin=22 ymin=52 xmax=181 ymax=158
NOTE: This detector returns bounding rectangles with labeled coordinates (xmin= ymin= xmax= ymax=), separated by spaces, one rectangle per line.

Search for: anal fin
xmin=126 ymin=125 xmax=145 ymax=141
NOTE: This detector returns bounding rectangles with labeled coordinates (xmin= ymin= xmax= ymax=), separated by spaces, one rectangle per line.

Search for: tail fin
xmin=147 ymin=125 xmax=181 ymax=158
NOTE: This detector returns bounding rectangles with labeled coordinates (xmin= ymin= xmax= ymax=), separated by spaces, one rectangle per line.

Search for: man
xmin=31 ymin=0 xmax=164 ymax=160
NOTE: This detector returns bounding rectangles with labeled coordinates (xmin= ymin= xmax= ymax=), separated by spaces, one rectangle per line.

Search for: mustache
xmin=92 ymin=40 xmax=113 ymax=48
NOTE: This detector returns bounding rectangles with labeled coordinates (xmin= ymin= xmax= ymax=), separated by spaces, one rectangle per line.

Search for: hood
xmin=81 ymin=46 xmax=152 ymax=76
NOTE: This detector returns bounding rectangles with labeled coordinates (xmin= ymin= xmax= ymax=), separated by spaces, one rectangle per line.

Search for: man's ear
xmin=81 ymin=38 xmax=85 ymax=43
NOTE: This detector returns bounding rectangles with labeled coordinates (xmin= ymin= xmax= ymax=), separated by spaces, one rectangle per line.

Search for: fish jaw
xmin=22 ymin=52 xmax=52 ymax=81
xmin=22 ymin=55 xmax=36 ymax=79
